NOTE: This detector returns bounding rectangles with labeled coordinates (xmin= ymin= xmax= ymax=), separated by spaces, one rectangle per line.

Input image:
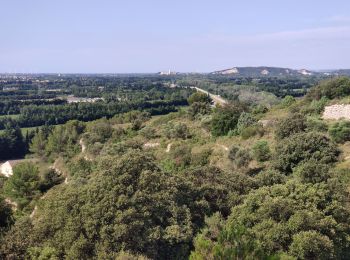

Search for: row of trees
xmin=0 ymin=99 xmax=187 ymax=130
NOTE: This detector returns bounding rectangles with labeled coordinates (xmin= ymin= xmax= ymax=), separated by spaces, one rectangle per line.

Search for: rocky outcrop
xmin=323 ymin=104 xmax=350 ymax=120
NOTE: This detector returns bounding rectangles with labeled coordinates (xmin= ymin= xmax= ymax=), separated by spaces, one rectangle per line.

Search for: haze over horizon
xmin=1 ymin=0 xmax=350 ymax=73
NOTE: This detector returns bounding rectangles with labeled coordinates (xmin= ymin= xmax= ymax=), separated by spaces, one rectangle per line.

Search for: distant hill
xmin=324 ymin=69 xmax=350 ymax=76
xmin=211 ymin=67 xmax=315 ymax=77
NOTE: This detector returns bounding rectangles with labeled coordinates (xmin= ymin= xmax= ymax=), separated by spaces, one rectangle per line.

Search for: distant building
xmin=159 ymin=70 xmax=178 ymax=76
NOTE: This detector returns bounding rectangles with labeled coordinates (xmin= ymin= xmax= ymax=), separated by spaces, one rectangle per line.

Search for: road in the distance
xmin=191 ymin=87 xmax=228 ymax=106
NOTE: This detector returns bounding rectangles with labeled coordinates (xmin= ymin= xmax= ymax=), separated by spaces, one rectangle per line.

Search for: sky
xmin=1 ymin=0 xmax=350 ymax=73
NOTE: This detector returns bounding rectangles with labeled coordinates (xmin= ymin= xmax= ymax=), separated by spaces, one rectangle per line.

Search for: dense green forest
xmin=1 ymin=75 xmax=350 ymax=259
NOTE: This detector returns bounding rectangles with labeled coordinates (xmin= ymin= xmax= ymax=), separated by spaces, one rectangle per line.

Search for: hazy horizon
xmin=1 ymin=0 xmax=350 ymax=73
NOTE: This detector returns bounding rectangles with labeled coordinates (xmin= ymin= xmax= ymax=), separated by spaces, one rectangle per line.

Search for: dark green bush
xmin=252 ymin=140 xmax=271 ymax=162
xmin=329 ymin=121 xmax=350 ymax=143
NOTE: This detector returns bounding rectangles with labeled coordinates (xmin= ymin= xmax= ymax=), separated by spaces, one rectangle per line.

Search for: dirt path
xmin=166 ymin=143 xmax=172 ymax=153
xmin=80 ymin=138 xmax=86 ymax=153
xmin=143 ymin=142 xmax=160 ymax=148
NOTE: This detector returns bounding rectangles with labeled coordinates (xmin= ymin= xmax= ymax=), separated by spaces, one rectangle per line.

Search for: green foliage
xmin=140 ymin=126 xmax=157 ymax=139
xmin=164 ymin=122 xmax=191 ymax=139
xmin=7 ymin=151 xmax=194 ymax=259
xmin=293 ymin=159 xmax=330 ymax=184
xmin=113 ymin=110 xmax=151 ymax=124
xmin=191 ymin=148 xmax=213 ymax=166
xmin=0 ymin=196 xmax=13 ymax=237
xmin=306 ymin=116 xmax=328 ymax=132
xmin=211 ymin=104 xmax=246 ymax=136
xmin=3 ymin=162 xmax=41 ymax=210
xmin=236 ymin=112 xmax=258 ymax=134
xmin=289 ymin=231 xmax=334 ymax=259
xmin=30 ymin=127 xmax=51 ymax=157
xmin=0 ymin=121 xmax=26 ymax=160
xmin=251 ymin=104 xmax=269 ymax=115
xmin=45 ymin=120 xmax=85 ymax=158
xmin=329 ymin=120 xmax=350 ymax=143
xmin=280 ymin=95 xmax=296 ymax=108
xmin=38 ymin=168 xmax=64 ymax=192
xmin=228 ymin=146 xmax=252 ymax=168
xmin=303 ymin=96 xmax=329 ymax=114
xmin=27 ymin=246 xmax=60 ymax=260
xmin=254 ymin=169 xmax=287 ymax=187
xmin=252 ymin=140 xmax=271 ymax=162
xmin=274 ymin=132 xmax=339 ymax=174
xmin=86 ymin=119 xmax=113 ymax=142
xmin=307 ymin=76 xmax=350 ymax=100
xmin=170 ymin=144 xmax=192 ymax=168
xmin=224 ymin=179 xmax=350 ymax=258
xmin=0 ymin=217 xmax=34 ymax=259
xmin=190 ymin=213 xmax=269 ymax=260
xmin=188 ymin=92 xmax=211 ymax=105
xmin=240 ymin=125 xmax=264 ymax=140
xmin=188 ymin=102 xmax=212 ymax=119
xmin=275 ymin=113 xmax=306 ymax=140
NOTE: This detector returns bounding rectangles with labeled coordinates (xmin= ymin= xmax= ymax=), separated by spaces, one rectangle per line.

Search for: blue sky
xmin=1 ymin=0 xmax=350 ymax=73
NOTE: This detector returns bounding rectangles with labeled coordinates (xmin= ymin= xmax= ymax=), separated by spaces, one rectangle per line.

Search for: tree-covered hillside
xmin=1 ymin=77 xmax=350 ymax=259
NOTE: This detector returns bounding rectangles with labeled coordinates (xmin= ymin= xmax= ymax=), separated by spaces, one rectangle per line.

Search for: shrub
xmin=275 ymin=113 xmax=306 ymax=140
xmin=236 ymin=112 xmax=258 ymax=134
xmin=39 ymin=169 xmax=64 ymax=192
xmin=240 ymin=125 xmax=264 ymax=140
xmin=274 ymin=132 xmax=339 ymax=174
xmin=329 ymin=121 xmax=350 ymax=143
xmin=187 ymin=92 xmax=211 ymax=105
xmin=307 ymin=76 xmax=350 ymax=100
xmin=188 ymin=102 xmax=211 ymax=119
xmin=140 ymin=127 xmax=157 ymax=139
xmin=228 ymin=146 xmax=252 ymax=168
xmin=211 ymin=104 xmax=246 ymax=136
xmin=254 ymin=169 xmax=286 ymax=187
xmin=293 ymin=159 xmax=330 ymax=184
xmin=4 ymin=162 xmax=41 ymax=210
xmin=252 ymin=140 xmax=271 ymax=162
xmin=303 ymin=96 xmax=329 ymax=114
xmin=280 ymin=95 xmax=296 ymax=108
xmin=164 ymin=122 xmax=190 ymax=139
xmin=306 ymin=116 xmax=328 ymax=132
xmin=289 ymin=231 xmax=334 ymax=259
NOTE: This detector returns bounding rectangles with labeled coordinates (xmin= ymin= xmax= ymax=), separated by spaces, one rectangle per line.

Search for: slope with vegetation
xmin=0 ymin=78 xmax=350 ymax=259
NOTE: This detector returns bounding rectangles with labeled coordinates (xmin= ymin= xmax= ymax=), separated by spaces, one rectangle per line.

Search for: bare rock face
xmin=323 ymin=104 xmax=350 ymax=120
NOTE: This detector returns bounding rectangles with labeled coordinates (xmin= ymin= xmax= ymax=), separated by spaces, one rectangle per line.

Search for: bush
xmin=228 ymin=146 xmax=252 ymax=168
xmin=240 ymin=125 xmax=264 ymax=140
xmin=329 ymin=121 xmax=350 ymax=143
xmin=275 ymin=113 xmax=306 ymax=140
xmin=293 ymin=159 xmax=330 ymax=184
xmin=164 ymin=122 xmax=191 ymax=139
xmin=188 ymin=102 xmax=211 ymax=119
xmin=187 ymin=92 xmax=211 ymax=105
xmin=211 ymin=104 xmax=246 ymax=136
xmin=254 ymin=169 xmax=286 ymax=187
xmin=252 ymin=140 xmax=271 ymax=162
xmin=140 ymin=127 xmax=157 ymax=139
xmin=236 ymin=112 xmax=258 ymax=134
xmin=307 ymin=76 xmax=350 ymax=100
xmin=39 ymin=169 xmax=64 ymax=192
xmin=274 ymin=132 xmax=339 ymax=174
xmin=306 ymin=116 xmax=328 ymax=132
xmin=303 ymin=96 xmax=329 ymax=114
xmin=4 ymin=162 xmax=41 ymax=210
xmin=191 ymin=148 xmax=212 ymax=166
xmin=289 ymin=231 xmax=334 ymax=259
xmin=280 ymin=95 xmax=296 ymax=108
